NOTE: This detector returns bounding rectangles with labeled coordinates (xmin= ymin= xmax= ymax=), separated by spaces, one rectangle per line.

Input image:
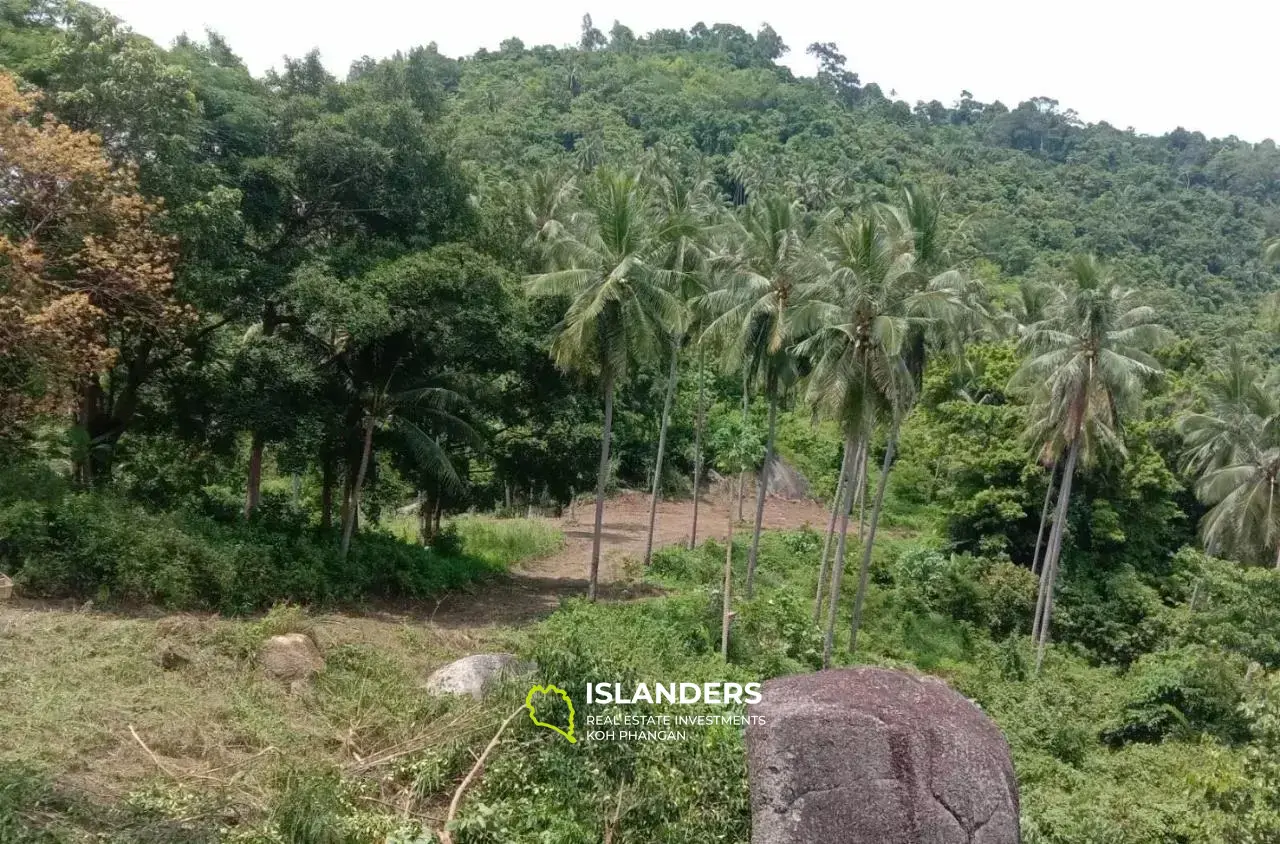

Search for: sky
xmin=100 ymin=0 xmax=1279 ymax=143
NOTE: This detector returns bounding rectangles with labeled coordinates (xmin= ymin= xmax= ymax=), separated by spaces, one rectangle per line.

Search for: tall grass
xmin=386 ymin=514 xmax=563 ymax=569
xmin=451 ymin=516 xmax=563 ymax=568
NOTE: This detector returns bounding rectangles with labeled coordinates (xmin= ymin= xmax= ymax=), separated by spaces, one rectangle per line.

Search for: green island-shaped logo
xmin=525 ymin=684 xmax=576 ymax=743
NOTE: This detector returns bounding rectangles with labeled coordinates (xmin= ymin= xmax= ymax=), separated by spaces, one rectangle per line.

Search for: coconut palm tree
xmin=1011 ymin=255 xmax=1167 ymax=672
xmin=520 ymin=167 xmax=576 ymax=251
xmin=801 ymin=213 xmax=959 ymax=664
xmin=1178 ymin=347 xmax=1280 ymax=567
xmin=527 ymin=168 xmax=678 ymax=600
xmin=702 ymin=195 xmax=821 ymax=598
xmin=642 ymin=173 xmax=715 ymax=566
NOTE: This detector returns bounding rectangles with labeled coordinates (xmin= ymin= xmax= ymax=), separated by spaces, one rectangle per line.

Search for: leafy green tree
xmin=527 ymin=168 xmax=677 ymax=600
xmin=1011 ymin=255 xmax=1168 ymax=672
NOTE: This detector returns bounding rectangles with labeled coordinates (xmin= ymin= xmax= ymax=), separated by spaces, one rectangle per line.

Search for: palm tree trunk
xmin=689 ymin=347 xmax=706 ymax=551
xmin=588 ymin=374 xmax=615 ymax=602
xmin=340 ymin=472 xmax=355 ymax=537
xmin=814 ymin=440 xmax=853 ymax=623
xmin=244 ymin=431 xmax=264 ymax=519
xmin=744 ymin=392 xmax=779 ymax=598
xmin=1031 ymin=462 xmax=1057 ymax=575
xmin=737 ymin=371 xmax=749 ymax=522
xmin=340 ymin=418 xmax=375 ymax=561
xmin=320 ymin=459 xmax=334 ymax=531
xmin=822 ymin=433 xmax=861 ymax=668
xmin=850 ymin=420 xmax=901 ymax=655
xmin=644 ymin=340 xmax=681 ymax=565
xmin=722 ymin=476 xmax=735 ymax=660
xmin=1034 ymin=438 xmax=1081 ymax=674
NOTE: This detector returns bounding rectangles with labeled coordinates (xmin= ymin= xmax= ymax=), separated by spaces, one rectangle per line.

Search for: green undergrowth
xmin=0 ymin=468 xmax=558 ymax=613
xmin=4 ymin=530 xmax=1280 ymax=842
xmin=449 ymin=530 xmax=1280 ymax=843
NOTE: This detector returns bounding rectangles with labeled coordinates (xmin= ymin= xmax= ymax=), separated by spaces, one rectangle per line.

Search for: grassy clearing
xmin=4 ymin=519 xmax=1270 ymax=842
xmin=0 ymin=603 xmax=525 ymax=841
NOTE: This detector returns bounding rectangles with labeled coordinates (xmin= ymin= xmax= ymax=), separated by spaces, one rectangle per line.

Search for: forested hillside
xmin=3 ymin=2 xmax=1280 ymax=842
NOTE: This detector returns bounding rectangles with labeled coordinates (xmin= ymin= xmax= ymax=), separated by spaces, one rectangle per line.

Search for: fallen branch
xmin=128 ymin=725 xmax=181 ymax=782
xmin=201 ymin=746 xmax=277 ymax=776
xmin=344 ymin=709 xmax=484 ymax=774
xmin=439 ymin=706 xmax=524 ymax=844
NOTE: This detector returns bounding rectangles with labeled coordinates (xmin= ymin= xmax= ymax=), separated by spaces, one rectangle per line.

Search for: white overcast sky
xmin=100 ymin=0 xmax=1278 ymax=143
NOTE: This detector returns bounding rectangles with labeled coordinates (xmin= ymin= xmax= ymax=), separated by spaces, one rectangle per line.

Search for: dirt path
xmin=426 ymin=487 xmax=832 ymax=628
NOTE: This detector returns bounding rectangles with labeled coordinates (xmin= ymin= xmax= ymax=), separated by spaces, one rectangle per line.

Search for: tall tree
xmin=0 ymin=71 xmax=180 ymax=455
xmin=704 ymin=195 xmax=817 ymax=598
xmin=642 ymin=172 xmax=712 ymax=566
xmin=801 ymin=212 xmax=955 ymax=663
xmin=1011 ymin=255 xmax=1167 ymax=672
xmin=527 ymin=168 xmax=676 ymax=600
xmin=1178 ymin=347 xmax=1280 ymax=568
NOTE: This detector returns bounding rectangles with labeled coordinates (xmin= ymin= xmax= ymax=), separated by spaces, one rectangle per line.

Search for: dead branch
xmin=439 ymin=705 xmax=524 ymax=844
xmin=128 ymin=725 xmax=181 ymax=781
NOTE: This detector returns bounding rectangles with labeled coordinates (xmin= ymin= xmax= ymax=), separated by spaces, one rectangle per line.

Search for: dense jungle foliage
xmin=2 ymin=2 xmax=1280 ymax=842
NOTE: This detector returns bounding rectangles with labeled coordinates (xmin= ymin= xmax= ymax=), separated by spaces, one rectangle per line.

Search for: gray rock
xmin=747 ymin=667 xmax=1020 ymax=844
xmin=761 ymin=454 xmax=810 ymax=500
xmin=260 ymin=633 xmax=324 ymax=685
xmin=425 ymin=653 xmax=531 ymax=700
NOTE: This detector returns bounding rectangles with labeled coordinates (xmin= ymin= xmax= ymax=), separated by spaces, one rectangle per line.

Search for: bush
xmin=976 ymin=560 xmax=1039 ymax=638
xmin=455 ymin=596 xmax=753 ymax=843
xmin=3 ymin=490 xmax=504 ymax=612
xmin=1101 ymin=645 xmax=1250 ymax=746
xmin=651 ymin=543 xmax=720 ymax=585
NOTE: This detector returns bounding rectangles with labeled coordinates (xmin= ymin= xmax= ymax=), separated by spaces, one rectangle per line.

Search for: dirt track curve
xmin=426 ymin=488 xmax=831 ymax=628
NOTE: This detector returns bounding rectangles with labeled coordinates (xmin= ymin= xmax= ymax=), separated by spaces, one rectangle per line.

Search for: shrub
xmin=1101 ymin=645 xmax=1250 ymax=746
xmin=976 ymin=560 xmax=1039 ymax=638
xmin=4 ymin=490 xmax=504 ymax=611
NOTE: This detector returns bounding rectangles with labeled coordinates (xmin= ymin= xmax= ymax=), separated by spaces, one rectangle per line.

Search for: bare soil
xmin=425 ymin=486 xmax=832 ymax=628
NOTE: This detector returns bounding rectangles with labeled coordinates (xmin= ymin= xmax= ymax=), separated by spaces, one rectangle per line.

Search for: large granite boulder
xmin=425 ymin=653 xmax=531 ymax=700
xmin=747 ymin=667 xmax=1019 ymax=844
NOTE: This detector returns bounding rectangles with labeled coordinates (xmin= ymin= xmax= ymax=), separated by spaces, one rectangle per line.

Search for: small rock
xmin=260 ymin=633 xmax=325 ymax=685
xmin=425 ymin=653 xmax=532 ymax=700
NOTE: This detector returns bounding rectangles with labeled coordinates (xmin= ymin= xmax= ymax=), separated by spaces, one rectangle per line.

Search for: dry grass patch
xmin=0 ymin=602 xmax=524 ymax=839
